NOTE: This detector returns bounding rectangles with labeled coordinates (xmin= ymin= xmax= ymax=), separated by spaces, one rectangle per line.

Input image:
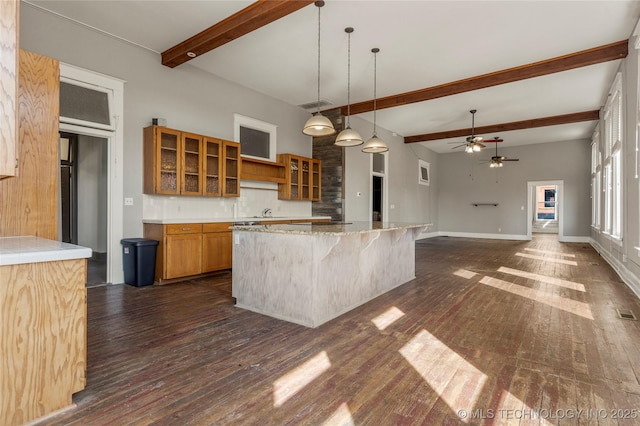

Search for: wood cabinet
xmin=277 ymin=154 xmax=321 ymax=201
xmin=1 ymin=49 xmax=59 ymax=240
xmin=203 ymin=223 xmax=232 ymax=272
xmin=222 ymin=141 xmax=240 ymax=197
xmin=144 ymin=222 xmax=232 ymax=283
xmin=144 ymin=126 xmax=240 ymax=197
xmin=0 ymin=0 xmax=19 ymax=179
xmin=1 ymin=257 xmax=87 ymax=426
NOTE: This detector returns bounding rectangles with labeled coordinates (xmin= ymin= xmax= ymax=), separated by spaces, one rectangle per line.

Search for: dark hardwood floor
xmin=38 ymin=235 xmax=640 ymax=425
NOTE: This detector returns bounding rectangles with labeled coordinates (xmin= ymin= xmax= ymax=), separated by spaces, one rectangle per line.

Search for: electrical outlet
xmin=235 ymin=234 xmax=240 ymax=245
xmin=390 ymin=204 xmax=395 ymax=209
xmin=124 ymin=197 xmax=133 ymax=206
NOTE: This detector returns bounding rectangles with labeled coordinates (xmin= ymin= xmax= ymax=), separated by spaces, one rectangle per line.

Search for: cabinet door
xmin=156 ymin=127 xmax=181 ymax=195
xmin=165 ymin=233 xmax=202 ymax=279
xmin=203 ymin=232 xmax=232 ymax=272
xmin=290 ymin=156 xmax=300 ymax=200
xmin=0 ymin=0 xmax=19 ymax=178
xmin=300 ymin=158 xmax=310 ymax=200
xmin=311 ymin=160 xmax=321 ymax=201
xmin=180 ymin=132 xmax=203 ymax=195
xmin=203 ymin=137 xmax=222 ymax=196
xmin=222 ymin=141 xmax=240 ymax=197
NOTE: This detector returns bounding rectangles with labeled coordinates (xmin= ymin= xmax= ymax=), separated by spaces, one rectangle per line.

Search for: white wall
xmin=344 ymin=115 xmax=439 ymax=226
xmin=437 ymin=140 xmax=592 ymax=238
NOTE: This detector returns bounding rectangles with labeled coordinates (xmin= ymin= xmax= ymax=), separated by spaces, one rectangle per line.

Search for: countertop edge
xmin=142 ymin=216 xmax=332 ymax=224
xmin=0 ymin=236 xmax=92 ymax=267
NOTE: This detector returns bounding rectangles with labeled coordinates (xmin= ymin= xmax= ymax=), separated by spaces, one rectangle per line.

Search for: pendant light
xmin=335 ymin=27 xmax=363 ymax=147
xmin=302 ymin=1 xmax=336 ymax=137
xmin=362 ymin=48 xmax=388 ymax=153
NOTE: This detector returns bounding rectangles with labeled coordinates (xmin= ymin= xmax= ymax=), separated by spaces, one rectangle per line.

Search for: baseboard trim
xmin=438 ymin=231 xmax=529 ymax=241
xmin=558 ymin=236 xmax=590 ymax=243
xmin=590 ymin=238 xmax=640 ymax=299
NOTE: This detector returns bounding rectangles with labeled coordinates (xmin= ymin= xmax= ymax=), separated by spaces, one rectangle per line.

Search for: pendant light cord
xmin=316 ymin=3 xmax=321 ymax=115
xmin=346 ymin=29 xmax=352 ymax=126
xmin=373 ymin=48 xmax=379 ymax=136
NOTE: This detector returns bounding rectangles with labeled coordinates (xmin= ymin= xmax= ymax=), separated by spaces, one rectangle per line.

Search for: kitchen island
xmin=231 ymin=221 xmax=430 ymax=327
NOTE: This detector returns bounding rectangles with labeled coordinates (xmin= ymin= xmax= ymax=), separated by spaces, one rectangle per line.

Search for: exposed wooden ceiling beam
xmin=162 ymin=0 xmax=314 ymax=68
xmin=404 ymin=110 xmax=600 ymax=144
xmin=335 ymin=40 xmax=627 ymax=116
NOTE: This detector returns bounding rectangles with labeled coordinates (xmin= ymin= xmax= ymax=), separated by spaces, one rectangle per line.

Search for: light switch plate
xmin=124 ymin=197 xmax=133 ymax=206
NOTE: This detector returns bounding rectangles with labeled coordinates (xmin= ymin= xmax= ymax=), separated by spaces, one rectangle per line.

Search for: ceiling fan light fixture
xmin=303 ymin=0 xmax=336 ymax=137
xmin=473 ymin=143 xmax=482 ymax=152
xmin=362 ymin=47 xmax=388 ymax=154
xmin=465 ymin=145 xmax=474 ymax=153
xmin=335 ymin=27 xmax=363 ymax=147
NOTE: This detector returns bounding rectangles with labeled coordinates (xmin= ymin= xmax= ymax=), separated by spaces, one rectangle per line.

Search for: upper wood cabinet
xmin=222 ymin=141 xmax=240 ymax=197
xmin=144 ymin=126 xmax=240 ymax=197
xmin=277 ymin=154 xmax=321 ymax=201
xmin=0 ymin=0 xmax=19 ymax=178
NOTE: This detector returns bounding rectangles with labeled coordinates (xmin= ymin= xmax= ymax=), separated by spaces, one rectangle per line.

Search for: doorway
xmin=60 ymin=132 xmax=109 ymax=286
xmin=527 ymin=180 xmax=564 ymax=240
xmin=373 ymin=176 xmax=383 ymax=221
xmin=371 ymin=152 xmax=388 ymax=222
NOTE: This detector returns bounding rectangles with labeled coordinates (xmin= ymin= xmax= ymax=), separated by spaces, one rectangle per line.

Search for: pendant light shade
xmin=335 ymin=27 xmax=363 ymax=147
xmin=303 ymin=1 xmax=336 ymax=137
xmin=362 ymin=48 xmax=388 ymax=153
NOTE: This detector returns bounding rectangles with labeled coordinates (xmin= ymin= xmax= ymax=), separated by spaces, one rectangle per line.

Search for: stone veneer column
xmin=312 ymin=108 xmax=344 ymax=221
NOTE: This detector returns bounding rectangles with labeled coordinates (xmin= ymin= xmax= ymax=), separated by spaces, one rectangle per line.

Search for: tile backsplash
xmin=143 ymin=182 xmax=311 ymax=219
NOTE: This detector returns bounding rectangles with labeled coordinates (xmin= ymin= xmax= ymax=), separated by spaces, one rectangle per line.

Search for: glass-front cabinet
xmin=277 ymin=154 xmax=321 ymax=201
xmin=181 ymin=132 xmax=203 ymax=195
xmin=144 ymin=125 xmax=240 ymax=197
xmin=203 ymin=137 xmax=222 ymax=196
xmin=222 ymin=141 xmax=240 ymax=197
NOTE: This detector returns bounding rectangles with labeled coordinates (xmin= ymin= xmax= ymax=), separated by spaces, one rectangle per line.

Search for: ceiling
xmin=26 ymin=0 xmax=640 ymax=154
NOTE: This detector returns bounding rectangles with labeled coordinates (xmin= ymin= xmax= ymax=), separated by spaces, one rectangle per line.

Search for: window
xmin=602 ymin=72 xmax=623 ymax=240
xmin=60 ymin=78 xmax=114 ymax=131
xmin=591 ymin=129 xmax=601 ymax=229
xmin=418 ymin=160 xmax=430 ymax=186
xmin=234 ymin=114 xmax=277 ymax=162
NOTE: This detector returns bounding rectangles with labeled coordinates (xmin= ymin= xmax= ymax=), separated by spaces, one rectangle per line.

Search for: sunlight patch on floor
xmin=498 ymin=390 xmax=554 ymax=425
xmin=515 ymin=252 xmax=578 ymax=266
xmin=273 ymin=351 xmax=331 ymax=408
xmin=399 ymin=329 xmax=487 ymax=423
xmin=321 ymin=402 xmax=355 ymax=426
xmin=372 ymin=306 xmax=405 ymax=330
xmin=497 ymin=266 xmax=585 ymax=292
xmin=479 ymin=276 xmax=593 ymax=320
xmin=524 ymin=248 xmax=576 ymax=258
xmin=454 ymin=269 xmax=478 ymax=279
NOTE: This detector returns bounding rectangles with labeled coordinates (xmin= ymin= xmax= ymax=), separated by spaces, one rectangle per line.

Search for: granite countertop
xmin=230 ymin=221 xmax=432 ymax=236
xmin=142 ymin=216 xmax=331 ymax=224
xmin=0 ymin=236 xmax=92 ymax=266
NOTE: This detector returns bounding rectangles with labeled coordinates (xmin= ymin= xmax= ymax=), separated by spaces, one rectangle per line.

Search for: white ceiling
xmin=27 ymin=0 xmax=640 ymax=153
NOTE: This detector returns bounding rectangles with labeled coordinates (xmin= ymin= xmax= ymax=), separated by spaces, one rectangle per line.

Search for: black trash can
xmin=121 ymin=238 xmax=159 ymax=287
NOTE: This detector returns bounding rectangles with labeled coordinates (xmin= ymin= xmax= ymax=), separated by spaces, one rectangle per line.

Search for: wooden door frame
xmin=527 ymin=180 xmax=564 ymax=241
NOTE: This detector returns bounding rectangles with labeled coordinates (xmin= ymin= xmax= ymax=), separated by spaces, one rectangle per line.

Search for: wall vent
xmin=298 ymin=100 xmax=333 ymax=110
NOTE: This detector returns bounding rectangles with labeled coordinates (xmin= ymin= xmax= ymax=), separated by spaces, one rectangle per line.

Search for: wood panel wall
xmin=0 ymin=258 xmax=87 ymax=426
xmin=0 ymin=0 xmax=19 ymax=178
xmin=0 ymin=49 xmax=59 ymax=239
xmin=312 ymin=108 xmax=344 ymax=221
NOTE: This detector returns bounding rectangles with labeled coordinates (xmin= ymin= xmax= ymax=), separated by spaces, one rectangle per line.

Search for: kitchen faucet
xmin=261 ymin=208 xmax=272 ymax=218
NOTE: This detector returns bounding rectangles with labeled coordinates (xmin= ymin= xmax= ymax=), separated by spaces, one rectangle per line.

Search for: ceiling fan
xmin=450 ymin=109 xmax=502 ymax=153
xmin=483 ymin=137 xmax=519 ymax=167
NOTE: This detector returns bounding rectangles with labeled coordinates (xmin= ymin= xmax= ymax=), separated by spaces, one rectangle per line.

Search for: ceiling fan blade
xmin=476 ymin=142 xmax=486 ymax=148
xmin=472 ymin=136 xmax=483 ymax=143
xmin=450 ymin=144 xmax=465 ymax=149
xmin=503 ymin=158 xmax=519 ymax=161
xmin=490 ymin=138 xmax=503 ymax=142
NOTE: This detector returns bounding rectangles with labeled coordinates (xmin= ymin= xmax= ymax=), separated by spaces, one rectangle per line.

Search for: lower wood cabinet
xmin=203 ymin=223 xmax=232 ymax=272
xmin=144 ymin=222 xmax=232 ymax=283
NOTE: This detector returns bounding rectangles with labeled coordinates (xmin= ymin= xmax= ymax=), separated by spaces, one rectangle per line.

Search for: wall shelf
xmin=240 ymin=156 xmax=286 ymax=184
xmin=472 ymin=203 xmax=498 ymax=207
